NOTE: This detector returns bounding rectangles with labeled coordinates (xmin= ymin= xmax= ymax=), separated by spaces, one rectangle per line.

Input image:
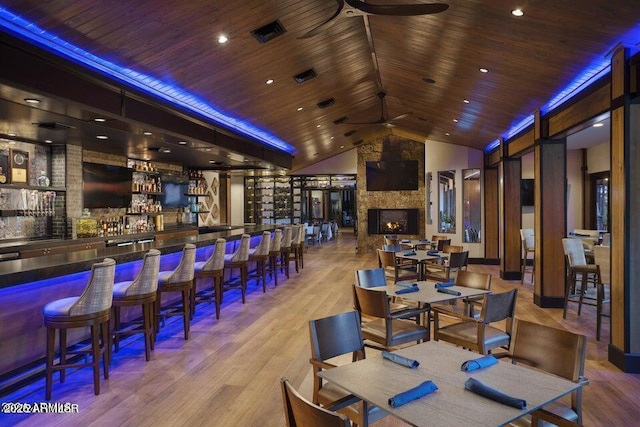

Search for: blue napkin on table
xmin=382 ymin=351 xmax=420 ymax=369
xmin=401 ymin=239 xmax=410 ymax=243
xmin=461 ymin=355 xmax=499 ymax=372
xmin=437 ymin=288 xmax=461 ymax=296
xmin=403 ymin=250 xmax=416 ymax=256
xmin=427 ymin=250 xmax=440 ymax=256
xmin=388 ymin=380 xmax=438 ymax=408
xmin=464 ymin=378 xmax=526 ymax=409
xmin=434 ymin=281 xmax=455 ymax=289
xmin=396 ymin=286 xmax=419 ymax=295
xmin=396 ymin=282 xmax=418 ymax=288
xmin=420 ymin=239 xmax=430 ymax=243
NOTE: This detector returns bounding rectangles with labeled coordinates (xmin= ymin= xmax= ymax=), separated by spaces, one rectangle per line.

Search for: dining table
xmin=373 ymin=281 xmax=489 ymax=308
xmin=395 ymin=250 xmax=448 ymax=280
xmin=400 ymin=239 xmax=435 ymax=250
xmin=317 ymin=340 xmax=584 ymax=426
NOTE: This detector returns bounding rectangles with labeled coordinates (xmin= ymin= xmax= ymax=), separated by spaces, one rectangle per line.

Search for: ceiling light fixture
xmin=178 ymin=140 xmax=187 ymax=145
xmin=205 ymin=148 xmax=212 ymax=152
xmin=453 ymin=119 xmax=459 ymax=123
xmin=218 ymin=34 xmax=228 ymax=44
xmin=96 ymin=135 xmax=108 ymax=139
xmin=297 ymin=107 xmax=303 ymax=111
xmin=94 ymin=117 xmax=106 ymax=122
xmin=161 ymin=148 xmax=171 ymax=153
xmin=445 ymin=132 xmax=450 ymax=136
xmin=479 ymin=68 xmax=489 ymax=73
xmin=463 ymin=99 xmax=470 ymax=104
xmin=143 ymin=131 xmax=152 ymax=135
xmin=593 ymin=122 xmax=605 ymax=128
xmin=44 ymin=139 xmax=52 ymax=143
xmin=511 ymin=8 xmax=524 ymax=17
xmin=209 ymin=160 xmax=216 ymax=164
xmin=24 ymin=98 xmax=40 ymax=104
xmin=316 ymin=124 xmax=322 ymax=128
xmin=340 ymin=145 xmax=344 ymax=149
xmin=7 ymin=133 xmax=16 ymax=136
xmin=265 ymin=79 xmax=274 ymax=85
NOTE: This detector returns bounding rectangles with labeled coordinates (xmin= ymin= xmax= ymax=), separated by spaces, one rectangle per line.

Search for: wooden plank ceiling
xmin=0 ymin=0 xmax=639 ymax=171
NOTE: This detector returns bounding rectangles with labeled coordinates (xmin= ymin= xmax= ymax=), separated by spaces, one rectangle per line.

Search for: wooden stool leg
xmin=101 ymin=319 xmax=110 ymax=379
xmin=190 ymin=279 xmax=197 ymax=320
xmin=214 ymin=276 xmax=222 ymax=320
xmin=59 ymin=328 xmax=67 ymax=383
xmin=182 ymin=288 xmax=190 ymax=340
xmin=113 ymin=306 xmax=121 ymax=353
xmin=155 ymin=291 xmax=161 ymax=335
xmin=261 ymin=260 xmax=267 ymax=293
xmin=142 ymin=302 xmax=152 ymax=361
xmin=149 ymin=300 xmax=156 ymax=350
xmin=45 ymin=326 xmax=55 ymax=401
xmin=90 ymin=324 xmax=101 ymax=395
xmin=240 ymin=267 xmax=247 ymax=303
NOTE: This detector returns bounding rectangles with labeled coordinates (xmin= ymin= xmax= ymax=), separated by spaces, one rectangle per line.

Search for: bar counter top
xmin=0 ymin=224 xmax=278 ymax=289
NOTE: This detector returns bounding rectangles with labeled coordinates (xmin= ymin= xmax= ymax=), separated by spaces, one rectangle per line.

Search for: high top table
xmin=318 ymin=341 xmax=584 ymax=426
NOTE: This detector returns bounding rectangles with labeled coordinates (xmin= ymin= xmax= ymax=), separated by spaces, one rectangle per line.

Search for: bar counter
xmin=0 ymin=224 xmax=278 ymax=386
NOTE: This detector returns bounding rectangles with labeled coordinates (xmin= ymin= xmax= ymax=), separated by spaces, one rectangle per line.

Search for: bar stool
xmin=279 ymin=227 xmax=293 ymax=279
xmin=193 ymin=238 xmax=226 ymax=320
xmin=156 ymin=244 xmax=196 ymax=340
xmin=520 ymin=228 xmax=535 ymax=285
xmin=43 ymin=258 xmax=116 ymax=400
xmin=291 ymin=224 xmax=304 ymax=270
xmin=112 ymin=249 xmax=160 ymax=362
xmin=267 ymin=229 xmax=282 ymax=287
xmin=223 ymin=234 xmax=251 ymax=303
xmin=249 ymin=231 xmax=271 ymax=293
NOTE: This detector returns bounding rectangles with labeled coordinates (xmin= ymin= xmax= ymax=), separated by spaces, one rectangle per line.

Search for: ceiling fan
xmin=341 ymin=91 xmax=412 ymax=128
xmin=299 ymin=0 xmax=449 ymax=39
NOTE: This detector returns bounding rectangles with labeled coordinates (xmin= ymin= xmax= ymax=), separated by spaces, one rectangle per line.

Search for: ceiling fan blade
xmin=345 ymin=0 xmax=449 ymax=16
xmin=388 ymin=112 xmax=413 ymax=122
xmin=298 ymin=0 xmax=345 ymax=39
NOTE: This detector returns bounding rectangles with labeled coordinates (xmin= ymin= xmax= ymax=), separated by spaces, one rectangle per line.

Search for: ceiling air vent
xmin=250 ymin=20 xmax=287 ymax=44
xmin=344 ymin=130 xmax=357 ymax=137
xmin=33 ymin=122 xmax=76 ymax=130
xmin=293 ymin=68 xmax=317 ymax=84
xmin=333 ymin=116 xmax=347 ymax=125
xmin=317 ymin=98 xmax=335 ymax=109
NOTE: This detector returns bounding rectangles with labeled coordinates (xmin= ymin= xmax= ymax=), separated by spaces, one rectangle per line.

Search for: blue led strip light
xmin=0 ymin=7 xmax=295 ymax=155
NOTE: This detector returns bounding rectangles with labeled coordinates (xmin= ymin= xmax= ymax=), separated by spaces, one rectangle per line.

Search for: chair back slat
xmin=356 ymin=268 xmax=387 ymax=288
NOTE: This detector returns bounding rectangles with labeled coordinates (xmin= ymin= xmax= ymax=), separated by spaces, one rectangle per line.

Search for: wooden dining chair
xmin=433 ymin=288 xmax=517 ymax=355
xmin=377 ymin=248 xmax=418 ymax=283
xmin=354 ymin=267 xmax=413 ymax=317
xmin=430 ymin=270 xmax=491 ymax=318
xmin=507 ymin=319 xmax=588 ymax=427
xmin=308 ymin=311 xmax=387 ymax=427
xmin=435 ymin=238 xmax=451 ymax=251
xmin=423 ymin=251 xmax=468 ymax=282
xmin=281 ymin=377 xmax=351 ymax=427
xmin=353 ymin=285 xmax=430 ymax=350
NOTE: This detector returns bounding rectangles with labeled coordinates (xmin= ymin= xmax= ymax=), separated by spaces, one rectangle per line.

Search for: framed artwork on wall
xmin=10 ymin=149 xmax=28 ymax=184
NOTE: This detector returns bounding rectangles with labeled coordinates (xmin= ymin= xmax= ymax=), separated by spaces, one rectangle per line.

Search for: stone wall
xmin=356 ymin=135 xmax=425 ymax=254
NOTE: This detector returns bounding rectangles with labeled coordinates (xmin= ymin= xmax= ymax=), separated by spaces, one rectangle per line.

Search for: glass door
xmin=592 ymin=172 xmax=609 ymax=231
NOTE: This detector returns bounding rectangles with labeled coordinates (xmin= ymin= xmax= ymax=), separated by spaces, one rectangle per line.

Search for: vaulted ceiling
xmin=0 ymin=1 xmax=639 ymax=172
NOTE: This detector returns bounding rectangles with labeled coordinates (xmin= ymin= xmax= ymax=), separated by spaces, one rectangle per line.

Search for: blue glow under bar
xmin=0 ymin=7 xmax=295 ymax=155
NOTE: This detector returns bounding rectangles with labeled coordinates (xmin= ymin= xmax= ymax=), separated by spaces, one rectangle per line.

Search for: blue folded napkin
xmin=396 ymin=286 xmax=419 ymax=295
xmin=401 ymin=239 xmax=410 ymax=243
xmin=464 ymin=378 xmax=526 ymax=409
xmin=427 ymin=250 xmax=440 ymax=255
xmin=420 ymin=239 xmax=430 ymax=243
xmin=388 ymin=380 xmax=438 ymax=408
xmin=437 ymin=288 xmax=461 ymax=296
xmin=382 ymin=351 xmax=420 ymax=369
xmin=403 ymin=250 xmax=416 ymax=256
xmin=461 ymin=355 xmax=499 ymax=372
xmin=434 ymin=281 xmax=455 ymax=288
xmin=396 ymin=282 xmax=418 ymax=288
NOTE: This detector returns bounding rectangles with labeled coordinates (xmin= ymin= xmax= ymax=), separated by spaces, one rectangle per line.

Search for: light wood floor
xmin=2 ymin=231 xmax=640 ymax=426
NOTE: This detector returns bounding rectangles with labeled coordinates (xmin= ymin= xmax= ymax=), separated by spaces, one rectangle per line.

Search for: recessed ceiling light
xmin=463 ymin=99 xmax=470 ymax=104
xmin=24 ymin=98 xmax=40 ymax=104
xmin=593 ymin=122 xmax=605 ymax=128
xmin=453 ymin=119 xmax=459 ymax=123
xmin=297 ymin=107 xmax=303 ymax=111
xmin=316 ymin=124 xmax=322 ymax=128
xmin=178 ymin=140 xmax=187 ymax=145
xmin=209 ymin=160 xmax=217 ymax=164
xmin=96 ymin=135 xmax=108 ymax=140
xmin=243 ymin=159 xmax=249 ymax=162
xmin=161 ymin=148 xmax=171 ymax=153
xmin=94 ymin=117 xmax=106 ymax=122
xmin=445 ymin=132 xmax=450 ymax=136
xmin=205 ymin=148 xmax=212 ymax=152
xmin=511 ymin=8 xmax=524 ymax=17
xmin=330 ymin=136 xmax=334 ymax=139
xmin=44 ymin=139 xmax=52 ymax=143
xmin=143 ymin=131 xmax=152 ymax=136
xmin=266 ymin=79 xmax=274 ymax=85
xmin=479 ymin=68 xmax=489 ymax=73
xmin=7 ymin=133 xmax=16 ymax=137
xmin=340 ymin=145 xmax=344 ymax=149
xmin=218 ymin=34 xmax=228 ymax=44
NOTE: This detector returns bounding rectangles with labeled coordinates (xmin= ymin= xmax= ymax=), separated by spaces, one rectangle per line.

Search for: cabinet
xmin=129 ymin=170 xmax=163 ymax=214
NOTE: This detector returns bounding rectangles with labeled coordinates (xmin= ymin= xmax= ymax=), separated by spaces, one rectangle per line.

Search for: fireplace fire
xmin=368 ymin=208 xmax=419 ymax=235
